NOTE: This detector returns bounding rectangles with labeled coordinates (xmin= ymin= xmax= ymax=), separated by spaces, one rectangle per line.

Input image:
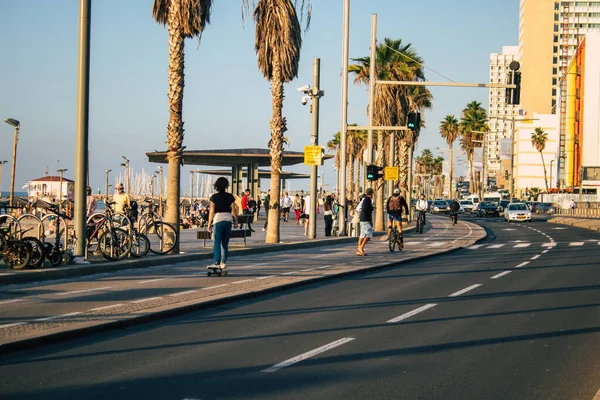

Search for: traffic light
xmin=511 ymin=71 xmax=521 ymax=105
xmin=505 ymin=170 xmax=509 ymax=180
xmin=366 ymin=164 xmax=384 ymax=181
xmin=505 ymin=72 xmax=513 ymax=104
xmin=407 ymin=111 xmax=419 ymax=131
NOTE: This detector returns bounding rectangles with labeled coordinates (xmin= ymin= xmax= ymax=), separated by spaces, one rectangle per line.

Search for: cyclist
xmin=386 ymin=188 xmax=409 ymax=239
xmin=449 ymin=198 xmax=460 ymax=224
xmin=415 ymin=194 xmax=428 ymax=225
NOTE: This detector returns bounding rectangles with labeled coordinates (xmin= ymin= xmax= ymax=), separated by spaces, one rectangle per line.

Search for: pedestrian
xmin=112 ymin=183 xmax=130 ymax=214
xmin=206 ymin=177 xmax=239 ymax=270
xmin=86 ymin=186 xmax=97 ymax=218
xmin=292 ymin=194 xmax=302 ymax=224
xmin=570 ymin=198 xmax=576 ymax=210
xmin=323 ymin=195 xmax=334 ymax=236
xmin=303 ymin=192 xmax=311 ymax=235
xmin=357 ymin=188 xmax=374 ymax=256
xmin=262 ymin=190 xmax=270 ymax=231
xmin=241 ymin=188 xmax=255 ymax=232
xmin=280 ymin=192 xmax=292 ymax=222
xmin=256 ymin=196 xmax=262 ymax=219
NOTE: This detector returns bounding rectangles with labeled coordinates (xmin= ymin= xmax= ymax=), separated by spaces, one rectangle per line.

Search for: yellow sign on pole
xmin=304 ymin=145 xmax=322 ymax=166
xmin=384 ymin=166 xmax=399 ymax=181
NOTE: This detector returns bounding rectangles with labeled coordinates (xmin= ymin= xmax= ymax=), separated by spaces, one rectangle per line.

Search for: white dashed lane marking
xmin=531 ymin=255 xmax=541 ymax=260
xmin=514 ymin=243 xmax=531 ymax=248
xmin=387 ymin=304 xmax=437 ymax=323
xmin=516 ymin=261 xmax=530 ymax=268
xmin=569 ymin=242 xmax=584 ymax=246
xmin=491 ymin=271 xmax=512 ymax=279
xmin=449 ymin=284 xmax=482 ymax=297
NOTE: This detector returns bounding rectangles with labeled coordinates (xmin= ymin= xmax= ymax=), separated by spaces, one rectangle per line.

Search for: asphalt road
xmin=1 ymin=215 xmax=599 ymax=399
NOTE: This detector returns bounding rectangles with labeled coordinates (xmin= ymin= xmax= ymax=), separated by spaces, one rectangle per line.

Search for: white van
xmin=483 ymin=191 xmax=502 ymax=204
xmin=464 ymin=194 xmax=480 ymax=204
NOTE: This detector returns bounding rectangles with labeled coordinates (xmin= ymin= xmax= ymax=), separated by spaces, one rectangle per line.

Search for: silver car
xmin=504 ymin=203 xmax=532 ymax=222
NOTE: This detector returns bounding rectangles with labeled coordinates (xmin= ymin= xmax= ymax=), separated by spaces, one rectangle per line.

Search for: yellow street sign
xmin=304 ymin=145 xmax=322 ymax=166
xmin=384 ymin=166 xmax=399 ymax=181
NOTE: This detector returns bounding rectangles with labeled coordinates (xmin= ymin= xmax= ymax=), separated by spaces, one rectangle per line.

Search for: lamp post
xmin=121 ymin=156 xmax=130 ymax=194
xmin=150 ymin=174 xmax=156 ymax=198
xmin=0 ymin=160 xmax=7 ymax=197
xmin=549 ymin=159 xmax=555 ymax=190
xmin=3 ymin=118 xmax=20 ymax=208
xmin=56 ymin=168 xmax=68 ymax=212
xmin=105 ymin=169 xmax=112 ymax=202
xmin=189 ymin=170 xmax=195 ymax=205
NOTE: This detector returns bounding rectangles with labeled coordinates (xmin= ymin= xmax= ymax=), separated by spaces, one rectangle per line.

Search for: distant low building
xmin=27 ymin=176 xmax=74 ymax=201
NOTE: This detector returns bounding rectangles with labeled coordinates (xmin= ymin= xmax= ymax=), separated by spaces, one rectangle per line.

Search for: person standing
xmin=112 ymin=183 xmax=130 ymax=214
xmin=303 ymin=193 xmax=311 ymax=235
xmin=207 ymin=177 xmax=239 ymax=270
xmin=241 ymin=188 xmax=255 ymax=232
xmin=262 ymin=191 xmax=270 ymax=232
xmin=323 ymin=195 xmax=334 ymax=236
xmin=281 ymin=192 xmax=292 ymax=222
xmin=357 ymin=188 xmax=374 ymax=256
xmin=86 ymin=186 xmax=97 ymax=219
xmin=292 ymin=194 xmax=302 ymax=224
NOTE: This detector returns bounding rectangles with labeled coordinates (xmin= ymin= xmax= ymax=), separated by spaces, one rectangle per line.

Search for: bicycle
xmin=416 ymin=210 xmax=425 ymax=234
xmin=388 ymin=224 xmax=404 ymax=252
xmin=41 ymin=205 xmax=71 ymax=267
xmin=137 ymin=200 xmax=178 ymax=254
xmin=450 ymin=211 xmax=458 ymax=225
xmin=0 ymin=217 xmax=31 ymax=270
xmin=90 ymin=201 xmax=132 ymax=261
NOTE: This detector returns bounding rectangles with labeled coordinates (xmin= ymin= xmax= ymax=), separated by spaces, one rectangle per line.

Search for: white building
xmin=488 ymin=46 xmax=521 ymax=184
xmin=514 ymin=113 xmax=559 ymax=194
xmin=27 ymin=176 xmax=74 ymax=201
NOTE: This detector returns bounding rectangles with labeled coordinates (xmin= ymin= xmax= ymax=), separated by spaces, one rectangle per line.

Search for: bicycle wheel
xmin=48 ymin=249 xmax=63 ymax=267
xmin=146 ymin=221 xmax=177 ymax=255
xmin=3 ymin=241 xmax=31 ymax=270
xmin=22 ymin=236 xmax=45 ymax=267
xmin=99 ymin=228 xmax=132 ymax=261
xmin=388 ymin=229 xmax=396 ymax=252
xmin=131 ymin=233 xmax=150 ymax=258
xmin=417 ymin=218 xmax=423 ymax=234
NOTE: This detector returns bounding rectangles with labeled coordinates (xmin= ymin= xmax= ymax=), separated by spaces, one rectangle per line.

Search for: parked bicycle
xmin=87 ymin=201 xmax=132 ymax=261
xmin=0 ymin=216 xmax=31 ymax=269
xmin=138 ymin=200 xmax=178 ymax=254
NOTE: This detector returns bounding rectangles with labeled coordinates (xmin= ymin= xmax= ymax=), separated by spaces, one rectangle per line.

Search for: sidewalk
xmin=0 ymin=216 xmax=486 ymax=353
xmin=548 ymin=216 xmax=600 ymax=231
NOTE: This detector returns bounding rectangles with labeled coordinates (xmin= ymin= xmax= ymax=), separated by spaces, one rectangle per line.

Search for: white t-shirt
xmin=303 ymin=195 xmax=311 ymax=215
xmin=281 ymin=196 xmax=293 ymax=208
xmin=416 ymin=199 xmax=428 ymax=211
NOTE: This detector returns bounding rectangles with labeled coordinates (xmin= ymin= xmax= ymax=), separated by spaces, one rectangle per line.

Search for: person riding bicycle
xmin=450 ymin=198 xmax=460 ymax=223
xmin=386 ymin=188 xmax=409 ymax=239
xmin=416 ymin=194 xmax=428 ymax=225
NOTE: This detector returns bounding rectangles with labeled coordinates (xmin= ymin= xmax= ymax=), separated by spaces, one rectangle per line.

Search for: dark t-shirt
xmin=210 ymin=192 xmax=235 ymax=213
xmin=359 ymin=196 xmax=373 ymax=222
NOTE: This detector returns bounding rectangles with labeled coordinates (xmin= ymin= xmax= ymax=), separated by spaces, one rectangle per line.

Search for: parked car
xmin=459 ymin=200 xmax=476 ymax=213
xmin=535 ymin=202 xmax=557 ymax=214
xmin=525 ymin=201 xmax=540 ymax=212
xmin=431 ymin=200 xmax=450 ymax=214
xmin=504 ymin=203 xmax=532 ymax=222
xmin=477 ymin=201 xmax=501 ymax=217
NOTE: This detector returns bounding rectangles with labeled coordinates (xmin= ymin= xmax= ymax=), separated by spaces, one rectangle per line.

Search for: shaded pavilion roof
xmin=146 ymin=148 xmax=332 ymax=167
xmin=191 ymin=169 xmax=310 ymax=180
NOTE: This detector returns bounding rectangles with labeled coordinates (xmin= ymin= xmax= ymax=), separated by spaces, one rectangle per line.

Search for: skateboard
xmin=207 ymin=266 xmax=228 ymax=276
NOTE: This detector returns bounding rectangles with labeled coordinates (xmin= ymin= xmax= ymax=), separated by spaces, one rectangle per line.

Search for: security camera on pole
xmin=300 ymin=58 xmax=325 ymax=239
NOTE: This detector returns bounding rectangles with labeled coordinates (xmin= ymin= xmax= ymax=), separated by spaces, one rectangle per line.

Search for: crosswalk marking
xmin=487 ymin=244 xmax=505 ymax=249
xmin=542 ymin=243 xmax=556 ymax=247
xmin=514 ymin=243 xmax=531 ymax=248
xmin=467 ymin=245 xmax=483 ymax=250
xmin=569 ymin=242 xmax=584 ymax=246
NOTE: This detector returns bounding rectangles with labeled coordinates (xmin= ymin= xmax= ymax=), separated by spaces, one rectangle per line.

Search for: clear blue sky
xmin=0 ymin=0 xmax=518 ymax=195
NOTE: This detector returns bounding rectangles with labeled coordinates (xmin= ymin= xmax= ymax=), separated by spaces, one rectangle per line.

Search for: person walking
xmin=206 ymin=177 xmax=239 ymax=270
xmin=292 ymin=194 xmax=302 ymax=224
xmin=262 ymin=191 xmax=270 ymax=231
xmin=86 ymin=186 xmax=97 ymax=219
xmin=303 ymin=193 xmax=311 ymax=235
xmin=323 ymin=195 xmax=334 ymax=236
xmin=281 ymin=192 xmax=293 ymax=222
xmin=357 ymin=188 xmax=374 ymax=256
xmin=241 ymin=188 xmax=255 ymax=232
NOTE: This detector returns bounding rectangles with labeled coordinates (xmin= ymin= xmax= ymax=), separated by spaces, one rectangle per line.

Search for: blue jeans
xmin=213 ymin=221 xmax=232 ymax=265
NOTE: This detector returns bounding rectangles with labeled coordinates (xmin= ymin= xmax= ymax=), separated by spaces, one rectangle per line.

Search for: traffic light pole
xmin=309 ymin=59 xmax=321 ymax=240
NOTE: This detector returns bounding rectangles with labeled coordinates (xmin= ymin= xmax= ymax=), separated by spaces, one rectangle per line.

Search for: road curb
xmin=0 ymin=223 xmax=486 ymax=354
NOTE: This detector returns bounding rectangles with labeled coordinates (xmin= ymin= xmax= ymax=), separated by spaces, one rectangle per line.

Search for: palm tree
xmin=152 ymin=0 xmax=213 ymax=253
xmin=440 ymin=115 xmax=459 ymax=198
xmin=459 ymin=101 xmax=489 ymax=195
xmin=327 ymin=132 xmax=341 ymax=172
xmin=349 ymin=38 xmax=428 ymax=231
xmin=531 ymin=127 xmax=549 ymax=193
xmin=246 ymin=0 xmax=310 ymax=243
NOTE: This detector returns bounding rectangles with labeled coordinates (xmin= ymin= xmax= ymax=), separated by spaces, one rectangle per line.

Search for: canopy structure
xmin=146 ymin=148 xmax=331 ymax=197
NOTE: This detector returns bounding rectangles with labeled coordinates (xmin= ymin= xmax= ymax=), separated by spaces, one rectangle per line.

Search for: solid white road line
xmin=55 ymin=287 xmax=112 ymax=296
xmin=514 ymin=243 xmax=531 ymax=248
xmin=0 ymin=322 xmax=28 ymax=329
xmin=449 ymin=284 xmax=482 ymax=297
xmin=168 ymin=290 xmax=197 ymax=296
xmin=232 ymin=279 xmax=254 ymax=284
xmin=491 ymin=271 xmax=512 ymax=279
xmin=569 ymin=242 xmax=584 ymax=246
xmin=531 ymin=255 xmax=541 ymax=260
xmin=261 ymin=337 xmax=356 ymax=373
xmin=515 ymin=261 xmax=530 ymax=268
xmin=387 ymin=304 xmax=437 ymax=323
xmin=0 ymin=299 xmax=23 ymax=305
xmin=487 ymin=244 xmax=505 ymax=249
xmin=89 ymin=303 xmax=125 ymax=312
xmin=35 ymin=312 xmax=82 ymax=322
xmin=131 ymin=297 xmax=162 ymax=304
xmin=137 ymin=277 xmax=169 ymax=284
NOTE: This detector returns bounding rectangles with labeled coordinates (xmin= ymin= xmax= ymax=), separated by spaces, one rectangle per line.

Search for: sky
xmin=0 ymin=0 xmax=519 ymax=196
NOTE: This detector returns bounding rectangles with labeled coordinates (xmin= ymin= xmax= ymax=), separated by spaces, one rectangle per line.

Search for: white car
xmin=459 ymin=200 xmax=475 ymax=213
xmin=504 ymin=203 xmax=532 ymax=222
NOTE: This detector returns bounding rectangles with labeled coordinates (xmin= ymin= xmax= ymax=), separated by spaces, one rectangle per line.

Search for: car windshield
xmin=508 ymin=204 xmax=528 ymax=211
xmin=480 ymin=202 xmax=493 ymax=207
xmin=460 ymin=201 xmax=471 ymax=205
xmin=433 ymin=201 xmax=447 ymax=206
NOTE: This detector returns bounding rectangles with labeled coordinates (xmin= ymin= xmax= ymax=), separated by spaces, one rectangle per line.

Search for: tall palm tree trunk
xmin=449 ymin=144 xmax=454 ymax=199
xmin=399 ymin=140 xmax=409 ymax=192
xmin=540 ymin=151 xmax=549 ymax=193
xmin=375 ymin=131 xmax=385 ymax=232
xmin=266 ymin=59 xmax=285 ymax=244
xmin=165 ymin=6 xmax=185 ymax=253
xmin=347 ymin=153 xmax=355 ymax=202
xmin=354 ymin=158 xmax=360 ymax=202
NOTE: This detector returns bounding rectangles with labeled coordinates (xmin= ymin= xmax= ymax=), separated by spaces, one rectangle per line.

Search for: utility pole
xmin=3 ymin=118 xmax=20 ymax=209
xmin=158 ymin=166 xmax=164 ymax=217
xmin=308 ymin=58 xmax=323 ymax=240
xmin=338 ymin=0 xmax=350 ymax=236
xmin=189 ymin=170 xmax=194 ymax=205
xmin=57 ymin=168 xmax=68 ymax=212
xmin=105 ymin=169 xmax=111 ymax=202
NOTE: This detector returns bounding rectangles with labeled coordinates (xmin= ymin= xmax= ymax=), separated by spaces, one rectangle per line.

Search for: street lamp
xmin=121 ymin=156 xmax=130 ymax=194
xmin=56 ymin=168 xmax=68 ymax=212
xmin=549 ymin=160 xmax=555 ymax=190
xmin=105 ymin=169 xmax=112 ymax=202
xmin=4 ymin=118 xmax=20 ymax=208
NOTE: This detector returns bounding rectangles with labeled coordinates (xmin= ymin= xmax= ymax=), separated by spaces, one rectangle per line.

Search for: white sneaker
xmin=262 ymin=228 xmax=266 ymax=231
xmin=220 ymin=262 xmax=227 ymax=269
xmin=207 ymin=263 xmax=219 ymax=269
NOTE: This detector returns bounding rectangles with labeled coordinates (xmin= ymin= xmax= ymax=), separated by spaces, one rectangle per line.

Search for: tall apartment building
xmin=518 ymin=0 xmax=600 ymax=115
xmin=488 ymin=46 xmax=520 ymax=182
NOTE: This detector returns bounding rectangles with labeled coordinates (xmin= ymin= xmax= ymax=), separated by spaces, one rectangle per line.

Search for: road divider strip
xmin=261 ymin=337 xmax=356 ymax=373
xmin=387 ymin=304 xmax=437 ymax=323
xmin=35 ymin=312 xmax=82 ymax=322
xmin=89 ymin=304 xmax=125 ymax=312
xmin=449 ymin=284 xmax=482 ymax=297
xmin=131 ymin=297 xmax=162 ymax=304
xmin=168 ymin=290 xmax=197 ymax=296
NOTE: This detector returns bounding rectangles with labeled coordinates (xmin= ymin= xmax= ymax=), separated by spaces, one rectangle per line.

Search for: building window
xmin=553 ymin=46 xmax=558 ymax=53
xmin=554 ymin=2 xmax=559 ymax=11
xmin=553 ymin=67 xmax=557 ymax=75
xmin=554 ymin=35 xmax=558 ymax=43
xmin=554 ymin=24 xmax=559 ymax=32
xmin=552 ymin=88 xmax=557 ymax=96
xmin=553 ymin=57 xmax=557 ymax=64
xmin=552 ymin=78 xmax=557 ymax=85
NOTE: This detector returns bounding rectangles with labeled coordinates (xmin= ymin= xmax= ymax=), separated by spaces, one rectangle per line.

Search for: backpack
xmin=388 ymin=196 xmax=401 ymax=212
xmin=127 ymin=200 xmax=139 ymax=222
